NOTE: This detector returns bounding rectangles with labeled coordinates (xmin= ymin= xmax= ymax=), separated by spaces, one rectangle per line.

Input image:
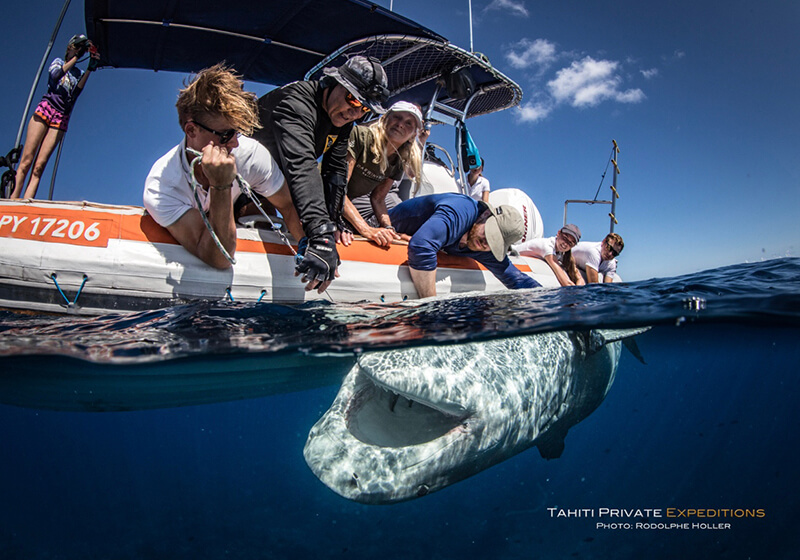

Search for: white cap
xmin=386 ymin=101 xmax=423 ymax=129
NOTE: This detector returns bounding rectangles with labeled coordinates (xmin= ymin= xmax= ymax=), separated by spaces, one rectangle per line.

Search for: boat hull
xmin=0 ymin=199 xmax=560 ymax=315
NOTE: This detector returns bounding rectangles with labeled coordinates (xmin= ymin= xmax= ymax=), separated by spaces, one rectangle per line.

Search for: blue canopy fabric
xmin=85 ymin=0 xmax=445 ymax=86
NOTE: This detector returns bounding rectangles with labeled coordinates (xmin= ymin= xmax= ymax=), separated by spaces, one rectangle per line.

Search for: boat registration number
xmin=0 ymin=214 xmax=113 ymax=247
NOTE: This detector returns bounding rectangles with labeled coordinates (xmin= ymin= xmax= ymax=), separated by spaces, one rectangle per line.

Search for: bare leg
xmin=10 ymin=115 xmax=49 ymax=198
xmin=23 ymin=126 xmax=64 ymax=199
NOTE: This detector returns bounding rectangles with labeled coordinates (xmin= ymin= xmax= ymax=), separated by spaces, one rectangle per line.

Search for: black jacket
xmin=253 ymin=80 xmax=352 ymax=235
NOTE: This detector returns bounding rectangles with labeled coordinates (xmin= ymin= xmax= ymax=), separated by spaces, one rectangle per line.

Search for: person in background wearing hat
xmin=512 ymin=224 xmax=584 ymax=287
xmin=10 ymin=34 xmax=100 ymax=199
xmin=339 ymin=101 xmax=425 ymax=247
xmin=572 ymin=233 xmax=625 ymax=283
xmin=143 ymin=64 xmax=303 ymax=269
xmin=253 ymin=56 xmax=389 ymax=293
xmin=387 ymin=193 xmax=541 ymax=298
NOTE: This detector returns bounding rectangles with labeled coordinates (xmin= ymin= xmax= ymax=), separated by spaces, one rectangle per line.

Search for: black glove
xmin=295 ymin=228 xmax=339 ymax=285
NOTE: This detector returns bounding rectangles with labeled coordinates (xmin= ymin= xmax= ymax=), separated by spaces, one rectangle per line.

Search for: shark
xmin=303 ymin=327 xmax=648 ymax=504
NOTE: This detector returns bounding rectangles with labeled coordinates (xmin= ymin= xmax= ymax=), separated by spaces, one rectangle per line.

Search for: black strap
xmin=0 ymin=146 xmax=21 ymax=169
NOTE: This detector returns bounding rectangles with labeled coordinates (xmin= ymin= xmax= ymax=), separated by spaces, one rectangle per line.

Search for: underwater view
xmin=1 ymin=258 xmax=799 ymax=559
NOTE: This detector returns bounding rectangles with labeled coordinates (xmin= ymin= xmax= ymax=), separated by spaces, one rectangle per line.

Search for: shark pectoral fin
xmin=622 ymin=337 xmax=646 ymax=365
xmin=593 ymin=327 xmax=651 ymax=362
xmin=536 ymin=432 xmax=566 ymax=460
xmin=595 ymin=327 xmax=651 ymax=345
xmin=537 ymin=437 xmax=565 ymax=460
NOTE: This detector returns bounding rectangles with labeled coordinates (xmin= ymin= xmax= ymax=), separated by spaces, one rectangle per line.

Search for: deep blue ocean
xmin=1 ymin=258 xmax=798 ymax=559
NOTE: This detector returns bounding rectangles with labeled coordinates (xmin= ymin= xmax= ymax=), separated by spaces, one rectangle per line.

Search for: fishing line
xmin=187 ymin=147 xmax=338 ymax=303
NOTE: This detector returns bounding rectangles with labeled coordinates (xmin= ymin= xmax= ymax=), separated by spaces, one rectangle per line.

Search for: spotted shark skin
xmin=303 ymin=328 xmax=648 ymax=504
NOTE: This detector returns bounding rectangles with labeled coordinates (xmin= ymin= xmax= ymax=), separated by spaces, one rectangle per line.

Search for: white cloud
xmin=504 ymin=38 xmax=557 ymax=70
xmin=547 ymin=57 xmax=645 ymax=107
xmin=615 ymin=88 xmax=646 ymax=103
xmin=484 ymin=0 xmax=529 ymax=18
xmin=515 ymin=101 xmax=553 ymax=123
xmin=663 ymin=50 xmax=686 ymax=63
xmin=506 ymin=41 xmax=650 ymax=125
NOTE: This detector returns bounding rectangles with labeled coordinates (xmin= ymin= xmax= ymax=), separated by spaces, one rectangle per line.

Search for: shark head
xmin=304 ymin=328 xmax=647 ymax=504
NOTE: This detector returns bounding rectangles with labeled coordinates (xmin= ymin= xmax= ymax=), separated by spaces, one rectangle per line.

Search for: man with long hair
xmin=573 ymin=233 xmax=625 ymax=283
xmin=143 ymin=64 xmax=303 ymax=269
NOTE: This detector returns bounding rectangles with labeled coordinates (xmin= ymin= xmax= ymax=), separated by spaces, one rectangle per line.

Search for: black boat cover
xmin=84 ymin=0 xmax=445 ymax=86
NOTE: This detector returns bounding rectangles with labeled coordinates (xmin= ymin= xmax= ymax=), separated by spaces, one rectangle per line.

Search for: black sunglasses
xmin=606 ymin=240 xmax=621 ymax=257
xmin=191 ymin=120 xmax=238 ymax=144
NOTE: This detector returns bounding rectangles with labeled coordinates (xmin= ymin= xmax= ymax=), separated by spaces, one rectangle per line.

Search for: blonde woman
xmin=340 ymin=101 xmax=424 ymax=247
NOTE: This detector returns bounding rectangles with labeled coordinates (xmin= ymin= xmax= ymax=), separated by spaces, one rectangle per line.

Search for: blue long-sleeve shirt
xmin=388 ymin=194 xmax=540 ymax=290
xmin=43 ymin=58 xmax=84 ymax=115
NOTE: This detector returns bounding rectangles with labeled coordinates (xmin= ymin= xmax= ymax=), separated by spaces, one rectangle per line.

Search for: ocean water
xmin=1 ymin=258 xmax=798 ymax=559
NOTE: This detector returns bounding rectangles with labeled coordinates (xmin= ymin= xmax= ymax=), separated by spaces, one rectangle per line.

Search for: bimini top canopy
xmin=305 ymin=35 xmax=523 ymax=119
xmin=84 ymin=0 xmax=444 ymax=86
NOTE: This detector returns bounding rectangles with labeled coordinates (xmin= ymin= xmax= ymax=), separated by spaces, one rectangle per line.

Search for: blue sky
xmin=1 ymin=0 xmax=798 ymax=281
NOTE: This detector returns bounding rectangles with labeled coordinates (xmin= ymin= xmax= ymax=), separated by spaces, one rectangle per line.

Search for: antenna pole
xmin=609 ymin=140 xmax=620 ymax=233
xmin=468 ymin=0 xmax=474 ymax=52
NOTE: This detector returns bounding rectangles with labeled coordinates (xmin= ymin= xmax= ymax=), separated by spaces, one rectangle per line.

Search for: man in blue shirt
xmin=388 ymin=193 xmax=541 ymax=298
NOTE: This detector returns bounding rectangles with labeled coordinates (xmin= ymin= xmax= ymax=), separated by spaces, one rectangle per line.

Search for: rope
xmin=50 ymin=273 xmax=88 ymax=308
xmin=186 ymin=147 xmax=298 ymax=262
xmin=185 ymin=147 xmax=334 ymax=303
xmin=186 ymin=148 xmax=237 ymax=265
xmin=592 ymin=147 xmax=615 ymax=202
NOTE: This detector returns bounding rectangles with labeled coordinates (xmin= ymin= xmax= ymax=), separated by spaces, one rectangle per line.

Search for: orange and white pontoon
xmin=0 ymin=187 xmax=558 ymax=315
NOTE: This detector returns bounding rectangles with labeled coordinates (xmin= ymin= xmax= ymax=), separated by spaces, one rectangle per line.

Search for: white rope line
xmin=187 ymin=148 xmax=340 ymax=303
xmin=186 ymin=147 xmax=298 ymax=267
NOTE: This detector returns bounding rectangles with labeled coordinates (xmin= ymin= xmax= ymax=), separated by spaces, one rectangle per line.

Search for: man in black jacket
xmin=254 ymin=56 xmax=388 ymax=293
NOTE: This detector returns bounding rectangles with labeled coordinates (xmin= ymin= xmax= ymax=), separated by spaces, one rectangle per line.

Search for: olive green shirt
xmin=346 ymin=126 xmax=404 ymax=200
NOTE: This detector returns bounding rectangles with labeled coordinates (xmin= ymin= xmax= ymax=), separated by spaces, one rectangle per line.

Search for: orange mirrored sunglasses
xmin=344 ymin=92 xmax=370 ymax=113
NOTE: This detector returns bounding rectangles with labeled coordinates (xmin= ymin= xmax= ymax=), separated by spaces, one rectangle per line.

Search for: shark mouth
xmin=304 ymin=364 xmax=475 ymax=504
xmin=344 ymin=370 xmax=470 ymax=448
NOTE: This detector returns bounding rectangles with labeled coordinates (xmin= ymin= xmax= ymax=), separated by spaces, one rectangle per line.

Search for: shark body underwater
xmin=304 ymin=328 xmax=648 ymax=504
